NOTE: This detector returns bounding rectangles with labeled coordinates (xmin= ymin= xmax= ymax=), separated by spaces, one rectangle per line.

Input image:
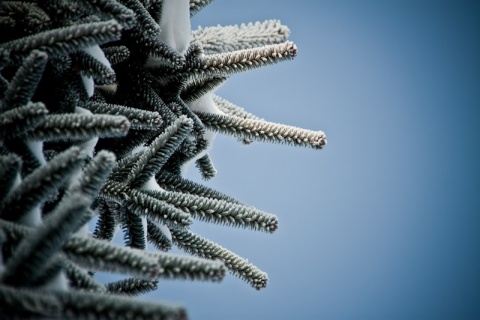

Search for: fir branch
xmin=189 ymin=0 xmax=215 ymax=17
xmin=92 ymin=199 xmax=117 ymax=241
xmin=1 ymin=194 xmax=91 ymax=287
xmin=105 ymin=278 xmax=158 ymax=296
xmin=71 ymin=50 xmax=116 ymax=84
xmin=143 ymin=188 xmax=278 ymax=233
xmin=213 ymin=94 xmax=262 ymax=120
xmin=0 ymin=284 xmax=61 ymax=319
xmin=82 ymin=0 xmax=136 ymax=29
xmin=121 ymin=208 xmax=147 ymax=249
xmin=195 ymin=153 xmax=216 ymax=180
xmin=192 ymin=20 xmax=291 ymax=54
xmin=172 ymin=228 xmax=269 ymax=290
xmin=101 ymin=45 xmax=130 ymax=65
xmin=58 ymin=289 xmax=187 ymax=320
xmin=147 ymin=219 xmax=173 ymax=251
xmin=64 ymin=259 xmax=107 ymax=292
xmin=83 ymin=101 xmax=163 ymax=130
xmin=101 ymin=180 xmax=193 ymax=229
xmin=28 ymin=254 xmax=66 ymax=287
xmin=20 ymin=113 xmax=130 ymax=141
xmin=0 ymin=146 xmax=86 ymax=223
xmin=0 ymin=2 xmax=51 ymax=39
xmin=180 ymin=74 xmax=227 ymax=103
xmin=151 ymin=251 xmax=226 ymax=282
xmin=2 ymin=49 xmax=48 ymax=110
xmin=0 ymin=102 xmax=48 ymax=139
xmin=119 ymin=0 xmax=161 ymax=39
xmin=62 ymin=235 xmax=161 ymax=280
xmin=0 ymin=154 xmax=21 ymax=200
xmin=156 ymin=170 xmax=241 ymax=204
xmin=2 ymin=139 xmax=43 ymax=176
xmin=172 ymin=41 xmax=297 ymax=78
xmin=125 ymin=115 xmax=194 ymax=187
xmin=66 ymin=150 xmax=116 ymax=200
xmin=195 ymin=111 xmax=328 ymax=149
xmin=2 ymin=20 xmax=122 ymax=61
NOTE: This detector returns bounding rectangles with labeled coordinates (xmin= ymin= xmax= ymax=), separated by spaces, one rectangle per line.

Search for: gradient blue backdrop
xmin=140 ymin=1 xmax=480 ymax=319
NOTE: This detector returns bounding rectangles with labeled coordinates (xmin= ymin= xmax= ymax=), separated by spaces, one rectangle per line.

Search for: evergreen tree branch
xmin=82 ymin=101 xmax=163 ymax=130
xmin=0 ymin=284 xmax=61 ymax=319
xmin=2 ymin=20 xmax=122 ymax=62
xmin=125 ymin=115 xmax=193 ymax=187
xmin=195 ymin=111 xmax=328 ymax=149
xmin=1 ymin=194 xmax=91 ymax=287
xmin=101 ymin=180 xmax=193 ymax=229
xmin=0 ymin=146 xmax=86 ymax=223
xmin=2 ymin=49 xmax=48 ymax=110
xmin=212 ymin=94 xmax=262 ymax=120
xmin=195 ymin=153 xmax=216 ymax=180
xmin=143 ymin=188 xmax=278 ymax=233
xmin=156 ymin=171 xmax=241 ymax=204
xmin=192 ymin=20 xmax=290 ymax=54
xmin=189 ymin=0 xmax=215 ymax=17
xmin=105 ymin=277 xmax=158 ymax=296
xmin=172 ymin=228 xmax=269 ymax=290
xmin=0 ymin=154 xmax=21 ymax=200
xmin=20 ymin=113 xmax=130 ymax=141
xmin=64 ymin=259 xmax=107 ymax=292
xmin=147 ymin=219 xmax=173 ymax=251
xmin=58 ymin=289 xmax=187 ymax=320
xmin=0 ymin=102 xmax=49 ymax=139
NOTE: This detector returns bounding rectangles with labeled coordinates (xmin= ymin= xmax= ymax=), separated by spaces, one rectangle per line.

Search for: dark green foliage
xmin=0 ymin=0 xmax=326 ymax=318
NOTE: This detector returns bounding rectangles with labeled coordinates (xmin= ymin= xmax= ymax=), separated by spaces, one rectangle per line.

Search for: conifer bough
xmin=0 ymin=0 xmax=327 ymax=318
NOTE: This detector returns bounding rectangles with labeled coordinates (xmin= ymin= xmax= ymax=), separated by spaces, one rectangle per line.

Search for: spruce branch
xmin=0 ymin=154 xmax=21 ymax=201
xmin=172 ymin=228 xmax=269 ymax=290
xmin=151 ymin=251 xmax=226 ymax=282
xmin=180 ymin=74 xmax=227 ymax=104
xmin=0 ymin=284 xmax=61 ymax=319
xmin=147 ymin=219 xmax=173 ymax=251
xmin=0 ymin=102 xmax=48 ymax=139
xmin=106 ymin=277 xmax=158 ymax=296
xmin=1 ymin=194 xmax=91 ymax=287
xmin=125 ymin=115 xmax=194 ymax=187
xmin=82 ymin=0 xmax=136 ymax=29
xmin=143 ymin=188 xmax=278 ymax=233
xmin=64 ymin=259 xmax=107 ymax=292
xmin=0 ymin=146 xmax=86 ymax=223
xmin=167 ymin=41 xmax=297 ymax=78
xmin=195 ymin=111 xmax=328 ymax=149
xmin=101 ymin=45 xmax=130 ymax=65
xmin=1 ymin=19 xmax=123 ymax=61
xmin=195 ymin=153 xmax=216 ymax=180
xmin=192 ymin=20 xmax=291 ymax=54
xmin=2 ymin=49 xmax=48 ymax=110
xmin=83 ymin=101 xmax=163 ymax=130
xmin=58 ymin=289 xmax=187 ymax=320
xmin=120 ymin=208 xmax=147 ymax=249
xmin=189 ymin=0 xmax=215 ymax=17
xmin=156 ymin=171 xmax=241 ymax=204
xmin=62 ymin=235 xmax=162 ymax=280
xmin=66 ymin=150 xmax=116 ymax=200
xmin=92 ymin=199 xmax=117 ymax=242
xmin=71 ymin=50 xmax=116 ymax=84
xmin=213 ymin=94 xmax=262 ymax=120
xmin=101 ymin=181 xmax=193 ymax=229
xmin=20 ymin=113 xmax=130 ymax=141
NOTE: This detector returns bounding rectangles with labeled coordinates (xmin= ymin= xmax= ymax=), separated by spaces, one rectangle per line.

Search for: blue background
xmin=142 ymin=1 xmax=480 ymax=319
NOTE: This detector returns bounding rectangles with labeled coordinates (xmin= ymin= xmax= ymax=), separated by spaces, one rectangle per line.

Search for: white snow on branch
xmin=159 ymin=0 xmax=191 ymax=55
